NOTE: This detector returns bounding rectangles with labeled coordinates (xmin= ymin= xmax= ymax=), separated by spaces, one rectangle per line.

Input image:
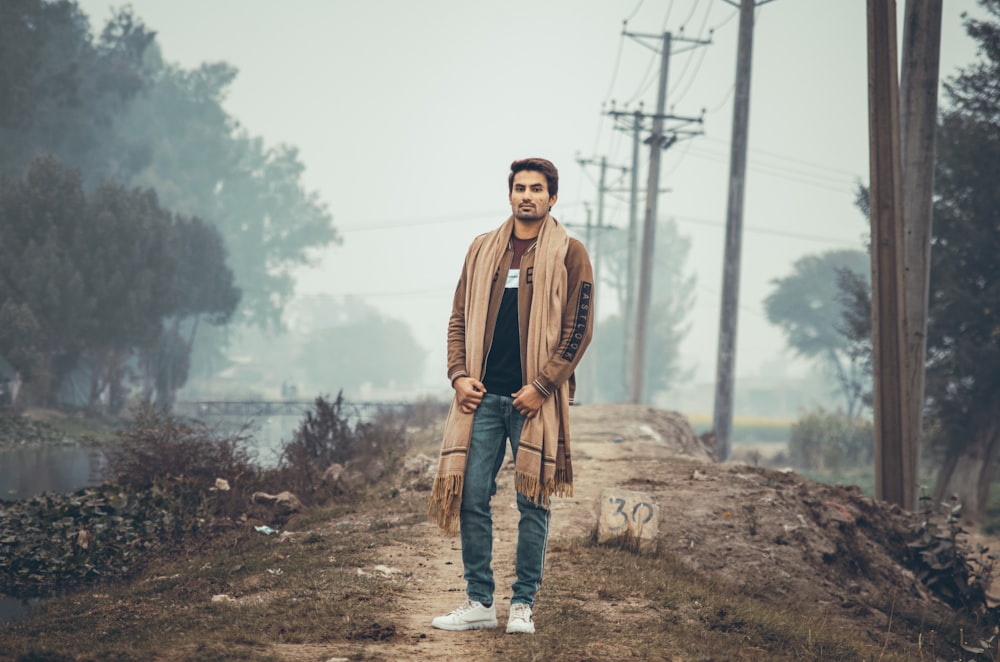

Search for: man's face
xmin=509 ymin=170 xmax=556 ymax=222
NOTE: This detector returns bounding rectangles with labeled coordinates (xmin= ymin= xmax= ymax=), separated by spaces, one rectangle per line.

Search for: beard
xmin=514 ymin=204 xmax=547 ymax=221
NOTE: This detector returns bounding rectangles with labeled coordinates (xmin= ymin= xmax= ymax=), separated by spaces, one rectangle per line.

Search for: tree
xmin=115 ymin=47 xmax=339 ymax=335
xmin=0 ymin=156 xmax=239 ymax=410
xmin=141 ymin=215 xmax=241 ymax=408
xmin=764 ymin=249 xmax=871 ymax=418
xmin=0 ymin=156 xmax=94 ymax=404
xmin=923 ymin=0 xmax=1000 ymax=515
xmin=0 ymin=0 xmax=151 ymax=184
xmin=1 ymin=3 xmax=338 ymax=388
xmin=590 ymin=219 xmax=695 ymax=401
xmin=292 ymin=297 xmax=425 ymax=398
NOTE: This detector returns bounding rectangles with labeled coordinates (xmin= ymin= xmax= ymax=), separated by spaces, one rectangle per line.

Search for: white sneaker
xmin=506 ymin=603 xmax=535 ymax=634
xmin=431 ymin=599 xmax=497 ymax=631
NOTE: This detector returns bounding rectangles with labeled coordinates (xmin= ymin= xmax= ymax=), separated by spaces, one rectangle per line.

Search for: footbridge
xmin=173 ymin=400 xmax=416 ymax=420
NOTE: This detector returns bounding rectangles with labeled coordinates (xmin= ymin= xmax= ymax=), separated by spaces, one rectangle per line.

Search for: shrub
xmin=788 ymin=408 xmax=874 ymax=471
xmin=104 ymin=404 xmax=258 ymax=520
xmin=906 ymin=494 xmax=999 ymax=629
xmin=271 ymin=393 xmax=409 ymax=504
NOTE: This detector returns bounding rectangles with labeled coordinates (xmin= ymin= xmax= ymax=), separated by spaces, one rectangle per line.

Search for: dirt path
xmin=269 ymin=402 xmax=990 ymax=661
xmin=362 ymin=403 xmax=712 ymax=660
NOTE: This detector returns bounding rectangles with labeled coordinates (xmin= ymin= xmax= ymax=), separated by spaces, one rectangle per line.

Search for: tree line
xmin=0 ymin=1 xmax=338 ymax=409
xmin=0 ymin=156 xmax=239 ymax=410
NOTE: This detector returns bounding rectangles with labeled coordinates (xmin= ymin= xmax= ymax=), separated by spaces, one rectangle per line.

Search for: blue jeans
xmin=460 ymin=393 xmax=551 ymax=607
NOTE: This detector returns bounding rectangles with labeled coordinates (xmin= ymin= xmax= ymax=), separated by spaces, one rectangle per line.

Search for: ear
xmin=548 ymin=193 xmax=558 ymax=209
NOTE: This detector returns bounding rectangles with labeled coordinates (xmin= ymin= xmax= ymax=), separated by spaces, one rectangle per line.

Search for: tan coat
xmin=445 ymin=231 xmax=594 ymax=401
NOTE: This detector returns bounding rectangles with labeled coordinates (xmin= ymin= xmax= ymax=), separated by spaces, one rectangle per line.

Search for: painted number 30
xmin=607 ymin=497 xmax=655 ymax=532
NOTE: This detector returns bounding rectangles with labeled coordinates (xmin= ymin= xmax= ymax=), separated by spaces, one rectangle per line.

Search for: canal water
xmin=0 ymin=418 xmax=294 ymax=625
xmin=0 ymin=443 xmax=105 ymax=501
xmin=0 ymin=443 xmax=107 ymax=624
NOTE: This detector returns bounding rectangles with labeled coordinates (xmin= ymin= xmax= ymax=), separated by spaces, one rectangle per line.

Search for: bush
xmin=104 ymin=404 xmax=259 ymax=520
xmin=270 ymin=393 xmax=410 ymax=504
xmin=788 ymin=408 xmax=874 ymax=471
xmin=107 ymin=405 xmax=257 ymax=488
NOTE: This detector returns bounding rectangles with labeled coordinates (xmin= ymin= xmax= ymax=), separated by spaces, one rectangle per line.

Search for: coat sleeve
xmin=530 ymin=238 xmax=594 ymax=398
xmin=446 ymin=240 xmax=475 ymax=385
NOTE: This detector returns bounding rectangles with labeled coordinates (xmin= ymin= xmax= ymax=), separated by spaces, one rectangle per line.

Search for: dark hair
xmin=508 ymin=158 xmax=559 ymax=196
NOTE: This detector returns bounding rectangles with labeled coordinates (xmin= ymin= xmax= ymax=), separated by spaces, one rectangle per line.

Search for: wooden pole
xmin=630 ymin=32 xmax=672 ymax=404
xmin=866 ymin=0 xmax=914 ymax=509
xmin=899 ymin=0 xmax=942 ymax=500
xmin=712 ymin=0 xmax=756 ymax=460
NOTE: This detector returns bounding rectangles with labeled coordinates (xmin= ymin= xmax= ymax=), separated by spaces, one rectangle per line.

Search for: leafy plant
xmin=906 ymin=493 xmax=999 ymax=629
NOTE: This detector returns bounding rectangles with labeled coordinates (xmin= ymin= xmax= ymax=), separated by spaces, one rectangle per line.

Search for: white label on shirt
xmin=505 ymin=268 xmax=519 ymax=289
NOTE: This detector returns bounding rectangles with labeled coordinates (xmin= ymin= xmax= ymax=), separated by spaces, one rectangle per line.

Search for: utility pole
xmin=624 ymin=28 xmax=709 ymax=404
xmin=601 ymin=108 xmax=645 ymax=396
xmin=625 ymin=110 xmax=642 ymax=396
xmin=576 ymin=155 xmax=609 ymax=306
xmin=712 ymin=0 xmax=771 ymax=460
xmin=867 ymin=0 xmax=913 ymax=509
xmin=577 ymin=155 xmax=630 ymax=401
xmin=899 ymin=0 xmax=942 ymax=509
xmin=631 ymin=31 xmax=671 ymax=405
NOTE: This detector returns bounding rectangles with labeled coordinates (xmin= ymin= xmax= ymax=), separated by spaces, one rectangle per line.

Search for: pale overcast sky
xmin=75 ymin=0 xmax=988 ymax=394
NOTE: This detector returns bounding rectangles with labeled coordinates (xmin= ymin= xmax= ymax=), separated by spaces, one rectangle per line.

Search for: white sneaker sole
xmin=506 ymin=622 xmax=535 ymax=634
xmin=432 ymin=618 xmax=498 ymax=631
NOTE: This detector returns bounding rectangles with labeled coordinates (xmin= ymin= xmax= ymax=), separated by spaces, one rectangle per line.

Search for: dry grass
xmin=0 ymin=489 xmax=424 ymax=662
xmin=1 ymin=400 xmax=991 ymax=661
xmin=484 ymin=540 xmax=966 ymax=662
xmin=0 ymin=487 xmax=983 ymax=661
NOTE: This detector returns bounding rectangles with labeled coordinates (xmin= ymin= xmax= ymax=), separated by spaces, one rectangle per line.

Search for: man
xmin=429 ymin=157 xmax=594 ymax=635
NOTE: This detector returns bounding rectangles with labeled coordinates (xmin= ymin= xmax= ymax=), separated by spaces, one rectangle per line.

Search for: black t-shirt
xmin=482 ymin=236 xmax=534 ymax=396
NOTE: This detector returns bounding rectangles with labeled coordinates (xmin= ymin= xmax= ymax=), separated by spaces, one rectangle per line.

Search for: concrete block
xmin=597 ymin=488 xmax=660 ymax=550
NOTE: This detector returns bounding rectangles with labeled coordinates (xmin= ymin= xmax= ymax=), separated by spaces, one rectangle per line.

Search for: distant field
xmin=685 ymin=412 xmax=793 ymax=444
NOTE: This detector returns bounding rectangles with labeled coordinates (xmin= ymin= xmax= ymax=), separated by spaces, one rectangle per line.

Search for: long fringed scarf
xmin=429 ymin=215 xmax=573 ymax=534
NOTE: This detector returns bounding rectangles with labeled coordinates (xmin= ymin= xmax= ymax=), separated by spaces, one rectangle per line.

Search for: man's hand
xmin=454 ymin=376 xmax=486 ymax=414
xmin=512 ymin=384 xmax=546 ymax=419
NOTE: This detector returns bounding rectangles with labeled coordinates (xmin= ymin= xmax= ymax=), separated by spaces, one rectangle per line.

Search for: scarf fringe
xmin=428 ymin=473 xmax=464 ymax=535
xmin=515 ymin=471 xmax=574 ymax=505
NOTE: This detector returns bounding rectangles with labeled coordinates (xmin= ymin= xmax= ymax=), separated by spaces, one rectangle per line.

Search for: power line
xmin=701 ymin=136 xmax=862 ymax=179
xmin=335 ymin=201 xmax=588 ymax=233
xmin=573 ymin=212 xmax=865 ymax=247
xmin=678 ymin=0 xmax=702 ymax=30
xmin=661 ymin=0 xmax=677 ymax=30
xmin=669 ymin=1 xmax=717 ymax=102
xmin=682 ymin=145 xmax=859 ymax=194
xmin=603 ymin=32 xmax=627 ymax=103
xmin=626 ymin=0 xmax=646 ymax=21
xmin=671 ymin=214 xmax=864 ymax=246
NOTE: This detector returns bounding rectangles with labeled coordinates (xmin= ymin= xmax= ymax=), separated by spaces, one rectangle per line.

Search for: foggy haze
xmin=72 ymin=0 xmax=987 ymax=412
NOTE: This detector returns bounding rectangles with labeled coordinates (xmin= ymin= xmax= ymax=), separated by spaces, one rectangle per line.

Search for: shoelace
xmin=452 ymin=600 xmax=479 ymax=615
